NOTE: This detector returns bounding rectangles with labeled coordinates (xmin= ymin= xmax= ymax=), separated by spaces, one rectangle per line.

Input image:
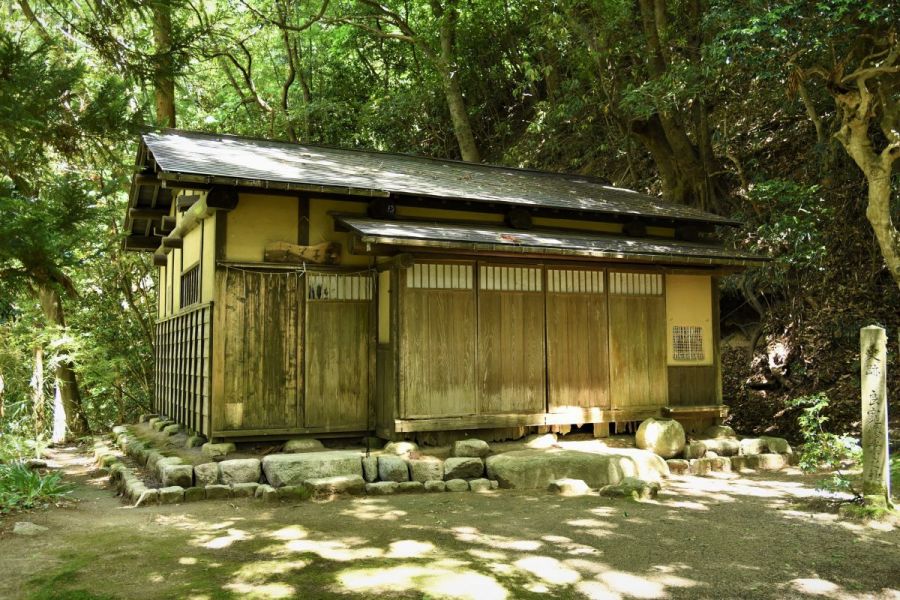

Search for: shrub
xmin=790 ymin=392 xmax=862 ymax=497
xmin=0 ymin=462 xmax=72 ymax=513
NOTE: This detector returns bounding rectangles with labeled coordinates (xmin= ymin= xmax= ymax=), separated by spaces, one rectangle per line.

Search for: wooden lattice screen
xmin=155 ymin=303 xmax=212 ymax=436
xmin=180 ymin=265 xmax=200 ymax=307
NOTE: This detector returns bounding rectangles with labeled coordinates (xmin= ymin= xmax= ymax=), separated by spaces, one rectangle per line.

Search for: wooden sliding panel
xmin=220 ymin=269 xmax=301 ymax=431
xmin=608 ymin=272 xmax=668 ymax=411
xmin=304 ymin=272 xmax=372 ymax=430
xmin=546 ymin=268 xmax=610 ymax=413
xmin=401 ymin=263 xmax=476 ymax=418
xmin=477 ymin=265 xmax=545 ymax=414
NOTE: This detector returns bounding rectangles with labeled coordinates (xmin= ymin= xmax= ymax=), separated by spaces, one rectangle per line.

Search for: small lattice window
xmin=547 ymin=269 xmax=604 ymax=294
xmin=673 ymin=325 xmax=704 ymax=361
xmin=407 ymin=264 xmax=472 ymax=289
xmin=609 ymin=272 xmax=663 ymax=295
xmin=479 ymin=266 xmax=542 ymax=291
xmin=180 ymin=265 xmax=200 ymax=307
xmin=307 ymin=273 xmax=372 ymax=301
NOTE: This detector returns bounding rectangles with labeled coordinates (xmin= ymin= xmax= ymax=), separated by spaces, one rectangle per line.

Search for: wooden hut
xmin=123 ymin=130 xmax=766 ymax=442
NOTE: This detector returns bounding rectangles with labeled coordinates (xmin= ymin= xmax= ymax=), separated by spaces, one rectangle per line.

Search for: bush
xmin=0 ymin=462 xmax=72 ymax=513
xmin=790 ymin=392 xmax=862 ymax=496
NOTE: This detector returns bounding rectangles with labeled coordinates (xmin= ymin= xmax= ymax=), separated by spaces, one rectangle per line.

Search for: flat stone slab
xmin=284 ymin=438 xmax=325 ymax=453
xmin=452 ymin=439 xmax=490 ymax=458
xmin=486 ymin=448 xmax=668 ymax=489
xmin=366 ymin=481 xmax=399 ymax=495
xmin=205 ymin=484 xmax=232 ymax=500
xmin=202 ymin=442 xmax=236 ymax=459
xmin=262 ymin=450 xmax=363 ymax=487
xmin=424 ymin=480 xmax=446 ymax=493
xmin=219 ymin=459 xmax=261 ymax=485
xmin=159 ymin=486 xmax=184 ymax=504
xmin=231 ymin=482 xmax=259 ymax=498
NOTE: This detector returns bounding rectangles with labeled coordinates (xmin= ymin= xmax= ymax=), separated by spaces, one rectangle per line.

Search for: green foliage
xmin=0 ymin=461 xmax=72 ymax=513
xmin=0 ymin=434 xmax=49 ymax=462
xmin=790 ymin=393 xmax=862 ymax=496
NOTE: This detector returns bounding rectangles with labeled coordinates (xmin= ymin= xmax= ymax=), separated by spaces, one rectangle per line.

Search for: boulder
xmin=666 ymin=459 xmax=690 ymax=475
xmin=231 ymin=483 xmax=259 ymax=498
xmin=397 ymin=481 xmax=425 ymax=494
xmin=443 ymin=457 xmax=484 ymax=480
xmin=261 ymin=450 xmax=363 ymax=487
xmin=599 ymin=477 xmax=660 ymax=500
xmin=201 ymin=442 xmax=236 ymax=459
xmin=161 ymin=464 xmax=194 ymax=488
xmin=162 ymin=424 xmax=181 ymax=435
xmin=683 ymin=441 xmax=707 ymax=460
xmin=377 ymin=455 xmax=410 ymax=482
xmin=255 ymin=484 xmax=279 ymax=501
xmin=445 ymin=479 xmax=469 ymax=492
xmin=486 ymin=448 xmax=668 ymax=490
xmin=701 ymin=438 xmax=741 ymax=457
xmin=468 ymin=478 xmax=492 ymax=493
xmin=194 ymin=463 xmax=219 ymax=486
xmin=185 ymin=436 xmax=206 ymax=449
xmin=362 ymin=456 xmax=378 ymax=482
xmin=159 ymin=486 xmax=184 ymax=504
xmin=748 ymin=453 xmax=787 ymax=471
xmin=183 ymin=487 xmax=206 ymax=502
xmin=548 ymin=478 xmax=591 ymax=497
xmin=13 ymin=522 xmax=48 ymax=536
xmin=154 ymin=456 xmax=184 ymax=479
xmin=145 ymin=451 xmax=165 ymax=472
xmin=490 ymin=480 xmax=499 ymax=490
xmin=283 ymin=438 xmax=325 ymax=453
xmin=730 ymin=456 xmax=751 ymax=471
xmin=205 ymin=484 xmax=233 ymax=500
xmin=689 ymin=458 xmax=712 ymax=476
xmin=304 ymin=475 xmax=365 ymax=498
xmin=524 ymin=433 xmax=558 ymax=449
xmin=760 ymin=436 xmax=792 ymax=454
xmin=366 ymin=481 xmax=399 ymax=495
xmin=134 ymin=488 xmax=159 ymax=507
xmin=277 ymin=485 xmax=312 ymax=501
xmin=740 ymin=438 xmax=767 ymax=456
xmin=704 ymin=425 xmax=737 ymax=439
xmin=423 ymin=480 xmax=446 ymax=493
xmin=383 ymin=441 xmax=418 ymax=456
xmin=635 ymin=418 xmax=686 ymax=459
xmin=451 ymin=439 xmax=491 ymax=458
xmin=407 ymin=457 xmax=443 ymax=482
xmin=710 ymin=457 xmax=731 ymax=473
xmin=218 ymin=459 xmax=261 ymax=485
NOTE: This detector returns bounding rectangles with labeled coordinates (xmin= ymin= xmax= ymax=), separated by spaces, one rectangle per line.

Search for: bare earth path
xmin=1 ymin=446 xmax=898 ymax=600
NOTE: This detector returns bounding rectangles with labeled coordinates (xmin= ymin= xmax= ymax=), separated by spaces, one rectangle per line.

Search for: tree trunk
xmin=30 ymin=345 xmax=45 ymax=436
xmin=37 ymin=285 xmax=90 ymax=437
xmin=152 ymin=0 xmax=176 ymax=127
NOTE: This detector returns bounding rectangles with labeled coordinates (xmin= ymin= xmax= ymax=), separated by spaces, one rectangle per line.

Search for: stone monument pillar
xmin=860 ymin=325 xmax=890 ymax=502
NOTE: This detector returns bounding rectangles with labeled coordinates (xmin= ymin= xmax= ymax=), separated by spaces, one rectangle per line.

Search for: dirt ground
xmin=1 ymin=446 xmax=898 ymax=600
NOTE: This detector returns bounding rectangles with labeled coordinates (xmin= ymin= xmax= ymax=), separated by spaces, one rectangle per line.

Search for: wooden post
xmin=860 ymin=325 xmax=891 ymax=503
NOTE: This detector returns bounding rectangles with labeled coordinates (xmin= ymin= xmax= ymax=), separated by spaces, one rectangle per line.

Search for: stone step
xmin=261 ymin=450 xmax=363 ymax=487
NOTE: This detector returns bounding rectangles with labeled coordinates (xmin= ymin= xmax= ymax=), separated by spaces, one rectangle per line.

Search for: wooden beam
xmin=176 ymin=194 xmax=201 ymax=211
xmin=162 ymin=237 xmax=183 ymax=249
xmin=161 ymin=216 xmax=176 ymax=232
xmin=375 ymin=253 xmax=414 ymax=271
xmin=153 ymin=253 xmax=168 ymax=267
xmin=123 ymin=235 xmax=160 ymax=250
xmin=393 ymin=408 xmax=663 ymax=433
xmin=133 ymin=174 xmax=161 ymax=187
xmin=129 ymin=207 xmax=168 ymax=219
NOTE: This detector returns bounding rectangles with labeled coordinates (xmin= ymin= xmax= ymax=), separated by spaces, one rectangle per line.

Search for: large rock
xmin=304 ymin=475 xmax=365 ymax=498
xmin=443 ymin=457 xmax=484 ymax=480
xmin=451 ymin=439 xmax=490 ymax=458
xmin=666 ymin=459 xmax=690 ymax=475
xmin=218 ymin=459 xmax=261 ymax=485
xmin=161 ymin=464 xmax=194 ymax=488
xmin=159 ymin=486 xmax=185 ymax=504
xmin=362 ymin=456 xmax=378 ymax=482
xmin=383 ymin=441 xmax=418 ymax=456
xmin=445 ymin=479 xmax=469 ymax=492
xmin=701 ymin=438 xmax=741 ymax=457
xmin=424 ymin=480 xmax=446 ymax=493
xmin=184 ymin=487 xmax=206 ymax=502
xmin=486 ymin=448 xmax=668 ymax=490
xmin=468 ymin=478 xmax=492 ymax=493
xmin=683 ymin=441 xmax=707 ymax=460
xmin=377 ymin=455 xmax=410 ymax=482
xmin=704 ymin=425 xmax=737 ymax=439
xmin=407 ymin=457 xmax=443 ymax=482
xmin=283 ymin=438 xmax=325 ymax=453
xmin=154 ymin=456 xmax=184 ymax=479
xmin=255 ymin=484 xmax=279 ymax=501
xmin=740 ymin=438 xmax=767 ymax=456
xmin=205 ymin=484 xmax=233 ymax=500
xmin=201 ymin=442 xmax=236 ymax=459
xmin=760 ymin=436 xmax=792 ymax=454
xmin=194 ymin=463 xmax=219 ymax=486
xmin=261 ymin=450 xmax=363 ymax=487
xmin=397 ymin=481 xmax=424 ymax=494
xmin=366 ymin=481 xmax=399 ymax=495
xmin=231 ymin=483 xmax=259 ymax=498
xmin=635 ymin=418 xmax=685 ymax=459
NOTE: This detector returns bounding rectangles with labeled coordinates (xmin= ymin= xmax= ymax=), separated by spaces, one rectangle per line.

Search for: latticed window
xmin=180 ymin=265 xmax=200 ymax=307
xmin=307 ymin=273 xmax=373 ymax=300
xmin=609 ymin=272 xmax=663 ymax=295
xmin=672 ymin=325 xmax=704 ymax=361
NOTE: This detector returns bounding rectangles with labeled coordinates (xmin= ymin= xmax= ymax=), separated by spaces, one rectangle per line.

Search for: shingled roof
xmin=125 ymin=129 xmax=742 ymax=247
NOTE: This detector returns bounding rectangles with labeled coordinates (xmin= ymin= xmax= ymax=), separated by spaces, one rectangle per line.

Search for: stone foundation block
xmin=205 ymin=484 xmax=233 ymax=500
xmin=283 ymin=438 xmax=325 ymax=453
xmin=202 ymin=442 xmax=236 ymax=459
xmin=666 ymin=459 xmax=690 ymax=475
xmin=304 ymin=475 xmax=366 ymax=498
xmin=599 ymin=477 xmax=660 ymax=500
xmin=383 ymin=441 xmax=418 ymax=456
xmin=219 ymin=459 xmax=261 ymax=485
xmin=443 ymin=457 xmax=483 ymax=480
xmin=407 ymin=457 xmax=443 ymax=482
xmin=452 ymin=439 xmax=491 ymax=459
xmin=423 ymin=480 xmax=446 ymax=493
xmin=683 ymin=441 xmax=707 ymax=460
xmin=231 ymin=483 xmax=259 ymax=498
xmin=397 ymin=481 xmax=424 ymax=494
xmin=548 ymin=478 xmax=590 ymax=496
xmin=468 ymin=478 xmax=492 ymax=493
xmin=134 ymin=488 xmax=159 ymax=507
xmin=161 ymin=464 xmax=194 ymax=488
xmin=261 ymin=451 xmax=363 ymax=487
xmin=701 ymin=438 xmax=741 ymax=456
xmin=276 ymin=485 xmax=311 ymax=501
xmin=184 ymin=487 xmax=206 ymax=502
xmin=255 ymin=484 xmax=279 ymax=501
xmin=194 ymin=463 xmax=218 ymax=487
xmin=377 ymin=455 xmax=410 ymax=482
xmin=362 ymin=456 xmax=378 ymax=482
xmin=159 ymin=486 xmax=184 ymax=504
xmin=366 ymin=481 xmax=399 ymax=495
xmin=445 ymin=479 xmax=469 ymax=492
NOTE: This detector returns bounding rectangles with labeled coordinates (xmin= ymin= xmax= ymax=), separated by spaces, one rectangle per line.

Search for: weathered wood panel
xmin=305 ymin=293 xmax=370 ymax=430
xmin=154 ymin=303 xmax=211 ymax=436
xmin=667 ymin=366 xmax=718 ymax=406
xmin=608 ymin=295 xmax=667 ymax=410
xmin=477 ymin=287 xmax=545 ymax=414
xmin=401 ymin=283 xmax=476 ymax=419
xmin=546 ymin=287 xmax=610 ymax=412
xmin=220 ymin=269 xmax=301 ymax=431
